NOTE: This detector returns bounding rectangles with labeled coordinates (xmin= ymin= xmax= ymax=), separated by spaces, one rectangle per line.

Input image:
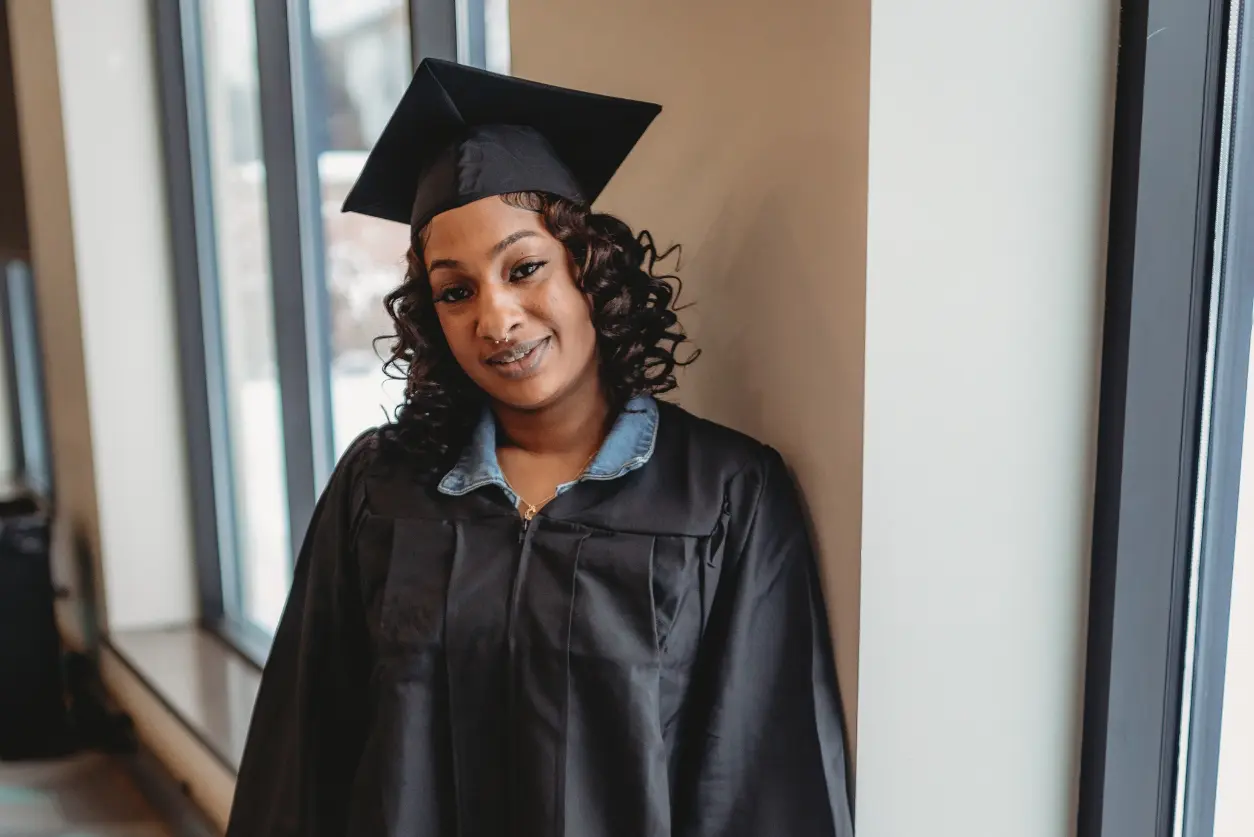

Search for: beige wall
xmin=511 ymin=0 xmax=871 ymax=737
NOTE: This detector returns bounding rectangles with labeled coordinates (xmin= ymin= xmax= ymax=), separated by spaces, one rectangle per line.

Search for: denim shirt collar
xmin=437 ymin=395 xmax=660 ymax=507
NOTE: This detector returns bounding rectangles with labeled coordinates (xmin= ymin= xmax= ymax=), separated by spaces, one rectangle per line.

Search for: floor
xmin=0 ymin=753 xmax=171 ymax=837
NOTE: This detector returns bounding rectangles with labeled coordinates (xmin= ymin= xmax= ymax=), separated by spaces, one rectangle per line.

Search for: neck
xmin=493 ymin=378 xmax=611 ymax=460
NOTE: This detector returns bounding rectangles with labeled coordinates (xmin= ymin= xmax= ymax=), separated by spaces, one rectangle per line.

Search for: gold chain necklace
xmin=516 ymin=450 xmax=598 ymax=522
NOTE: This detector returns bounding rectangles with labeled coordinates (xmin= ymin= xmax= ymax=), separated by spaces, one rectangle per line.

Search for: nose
xmin=475 ymin=282 xmax=525 ymax=345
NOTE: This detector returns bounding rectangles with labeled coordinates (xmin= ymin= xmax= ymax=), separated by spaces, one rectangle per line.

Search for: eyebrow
xmin=427 ymin=229 xmax=540 ymax=274
xmin=491 ymin=229 xmax=539 ymax=257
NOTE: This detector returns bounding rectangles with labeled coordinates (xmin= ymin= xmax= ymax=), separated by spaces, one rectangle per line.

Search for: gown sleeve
xmin=675 ymin=449 xmax=855 ymax=837
xmin=224 ymin=432 xmax=375 ymax=837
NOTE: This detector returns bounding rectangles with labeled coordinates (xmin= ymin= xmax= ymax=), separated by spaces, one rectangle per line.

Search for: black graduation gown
xmin=224 ymin=401 xmax=854 ymax=837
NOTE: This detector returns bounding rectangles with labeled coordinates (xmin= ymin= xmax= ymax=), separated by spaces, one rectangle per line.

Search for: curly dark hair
xmin=376 ymin=191 xmax=697 ymax=477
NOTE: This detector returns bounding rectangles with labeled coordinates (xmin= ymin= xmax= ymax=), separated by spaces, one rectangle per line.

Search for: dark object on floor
xmin=65 ymin=649 xmax=138 ymax=755
xmin=0 ymin=493 xmax=71 ymax=761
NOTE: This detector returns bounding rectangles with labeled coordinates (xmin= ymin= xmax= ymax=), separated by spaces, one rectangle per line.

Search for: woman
xmin=225 ymin=58 xmax=854 ymax=837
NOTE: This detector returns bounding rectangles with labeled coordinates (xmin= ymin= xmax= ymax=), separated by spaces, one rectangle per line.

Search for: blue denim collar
xmin=437 ymin=395 xmax=660 ymax=507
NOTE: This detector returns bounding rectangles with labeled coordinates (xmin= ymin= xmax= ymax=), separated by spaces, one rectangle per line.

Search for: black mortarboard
xmin=342 ymin=58 xmax=662 ymax=230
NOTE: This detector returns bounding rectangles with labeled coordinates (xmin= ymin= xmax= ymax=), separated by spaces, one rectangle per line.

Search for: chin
xmin=485 ymin=376 xmax=567 ymax=412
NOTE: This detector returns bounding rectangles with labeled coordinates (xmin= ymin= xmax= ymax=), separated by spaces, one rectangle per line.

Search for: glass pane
xmin=3 ymin=261 xmax=52 ymax=498
xmin=0 ymin=294 xmax=13 ymax=489
xmin=1182 ymin=9 xmax=1252 ymax=835
xmin=483 ymin=0 xmax=511 ymax=75
xmin=456 ymin=0 xmax=511 ymax=74
xmin=306 ymin=0 xmax=412 ymax=458
xmin=198 ymin=0 xmax=292 ymax=633
xmin=1211 ymin=19 xmax=1253 ymax=834
xmin=1215 ymin=356 xmax=1253 ymax=836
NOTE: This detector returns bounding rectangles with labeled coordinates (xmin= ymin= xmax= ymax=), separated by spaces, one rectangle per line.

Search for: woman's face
xmin=423 ymin=196 xmax=599 ymax=411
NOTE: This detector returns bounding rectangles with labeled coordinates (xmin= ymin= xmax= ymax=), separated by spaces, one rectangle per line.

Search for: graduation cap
xmin=342 ymin=58 xmax=662 ymax=230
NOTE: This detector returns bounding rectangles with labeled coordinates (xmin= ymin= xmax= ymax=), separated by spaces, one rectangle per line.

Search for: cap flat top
xmin=342 ymin=58 xmax=662 ymax=229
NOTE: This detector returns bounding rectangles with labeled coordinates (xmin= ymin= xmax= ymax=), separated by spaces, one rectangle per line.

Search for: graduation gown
xmin=224 ymin=400 xmax=854 ymax=837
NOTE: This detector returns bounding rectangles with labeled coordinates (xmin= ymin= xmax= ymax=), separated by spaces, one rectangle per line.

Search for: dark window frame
xmin=1078 ymin=0 xmax=1248 ymax=834
xmin=150 ymin=0 xmax=465 ymax=666
xmin=1179 ymin=3 xmax=1251 ymax=834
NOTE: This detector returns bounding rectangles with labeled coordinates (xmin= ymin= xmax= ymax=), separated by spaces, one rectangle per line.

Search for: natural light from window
xmin=199 ymin=0 xmax=294 ymax=635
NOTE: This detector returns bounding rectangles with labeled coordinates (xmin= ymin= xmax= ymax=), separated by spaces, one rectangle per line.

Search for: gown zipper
xmin=506 ymin=508 xmax=536 ymax=828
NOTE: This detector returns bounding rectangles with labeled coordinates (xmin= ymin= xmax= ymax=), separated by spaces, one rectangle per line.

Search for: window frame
xmin=254 ymin=0 xmax=338 ymax=543
xmin=1078 ymin=0 xmax=1247 ymax=834
xmin=1178 ymin=3 xmax=1252 ymax=834
xmin=151 ymin=0 xmax=464 ymax=664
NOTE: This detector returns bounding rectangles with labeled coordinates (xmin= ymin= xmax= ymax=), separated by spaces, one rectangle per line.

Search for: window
xmin=304 ymin=0 xmax=414 ymax=455
xmin=306 ymin=0 xmax=512 ymax=456
xmin=0 ymin=259 xmax=52 ymax=500
xmin=458 ymin=0 xmax=511 ymax=75
xmin=1078 ymin=0 xmax=1252 ymax=835
xmin=153 ymin=0 xmax=511 ymax=658
xmin=1177 ymin=3 xmax=1254 ymax=832
xmin=196 ymin=0 xmax=293 ymax=634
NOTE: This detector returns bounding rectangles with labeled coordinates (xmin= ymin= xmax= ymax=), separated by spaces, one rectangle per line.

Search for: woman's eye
xmin=510 ymin=260 xmax=546 ymax=282
xmin=435 ymin=285 xmax=472 ymax=304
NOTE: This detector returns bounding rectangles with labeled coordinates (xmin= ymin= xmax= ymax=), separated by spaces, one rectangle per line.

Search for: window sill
xmin=106 ymin=625 xmax=260 ymax=775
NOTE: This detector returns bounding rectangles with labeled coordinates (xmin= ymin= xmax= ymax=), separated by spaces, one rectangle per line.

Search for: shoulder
xmin=336 ymin=426 xmax=384 ymax=480
xmin=319 ymin=425 xmax=442 ymax=527
xmin=655 ymin=400 xmax=784 ymax=483
xmin=318 ymin=426 xmax=387 ymax=511
xmin=327 ymin=425 xmax=449 ymax=519
xmin=651 ymin=403 xmax=803 ymax=556
xmin=649 ymin=400 xmax=792 ymax=527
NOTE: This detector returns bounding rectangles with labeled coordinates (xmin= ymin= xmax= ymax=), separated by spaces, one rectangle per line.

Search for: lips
xmin=484 ymin=336 xmax=550 ymax=380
